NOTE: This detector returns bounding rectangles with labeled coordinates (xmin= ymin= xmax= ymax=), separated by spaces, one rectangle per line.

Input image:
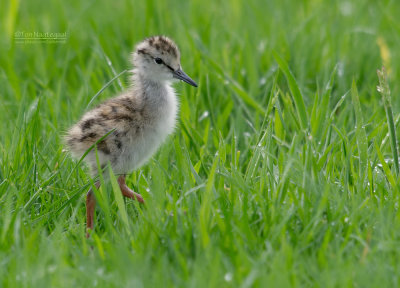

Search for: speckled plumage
xmin=65 ymin=36 xmax=195 ymax=177
xmin=66 ymin=79 xmax=177 ymax=176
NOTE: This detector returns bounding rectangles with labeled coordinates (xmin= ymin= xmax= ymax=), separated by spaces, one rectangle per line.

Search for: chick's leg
xmin=118 ymin=175 xmax=144 ymax=203
xmin=86 ymin=182 xmax=99 ymax=238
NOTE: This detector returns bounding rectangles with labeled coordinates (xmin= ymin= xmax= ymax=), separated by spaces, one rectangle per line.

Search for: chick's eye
xmin=154 ymin=58 xmax=163 ymax=64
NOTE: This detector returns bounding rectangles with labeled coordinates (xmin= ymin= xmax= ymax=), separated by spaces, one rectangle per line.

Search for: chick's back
xmin=65 ymin=94 xmax=144 ymax=171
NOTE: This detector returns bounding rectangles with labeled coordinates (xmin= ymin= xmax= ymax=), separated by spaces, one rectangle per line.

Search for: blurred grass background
xmin=0 ymin=0 xmax=400 ymax=286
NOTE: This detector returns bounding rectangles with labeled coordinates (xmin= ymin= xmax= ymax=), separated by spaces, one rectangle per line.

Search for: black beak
xmin=173 ymin=68 xmax=198 ymax=87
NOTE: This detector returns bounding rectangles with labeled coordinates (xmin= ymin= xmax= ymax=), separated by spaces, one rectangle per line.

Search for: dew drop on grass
xmin=96 ymin=267 xmax=104 ymax=276
xmin=16 ymin=272 xmax=27 ymax=282
xmin=224 ymin=272 xmax=233 ymax=282
xmin=257 ymin=40 xmax=266 ymax=53
xmin=106 ymin=57 xmax=112 ymax=66
xmin=47 ymin=265 xmax=57 ymax=273
xmin=198 ymin=111 xmax=209 ymax=122
xmin=337 ymin=62 xmax=344 ymax=77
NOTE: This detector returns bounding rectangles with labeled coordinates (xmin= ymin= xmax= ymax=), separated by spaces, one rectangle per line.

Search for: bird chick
xmin=65 ymin=36 xmax=197 ymax=237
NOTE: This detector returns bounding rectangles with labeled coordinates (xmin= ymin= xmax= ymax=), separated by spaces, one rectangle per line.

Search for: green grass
xmin=1 ymin=0 xmax=400 ymax=286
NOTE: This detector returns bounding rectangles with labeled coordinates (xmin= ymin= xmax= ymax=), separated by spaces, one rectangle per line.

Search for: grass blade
xmin=86 ymin=69 xmax=128 ymax=109
xmin=273 ymin=51 xmax=308 ymax=130
xmin=377 ymin=67 xmax=399 ymax=176
xmin=351 ymin=80 xmax=368 ymax=185
xmin=109 ymin=166 xmax=130 ymax=234
xmin=374 ymin=141 xmax=398 ymax=192
xmin=199 ymin=154 xmax=218 ymax=248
